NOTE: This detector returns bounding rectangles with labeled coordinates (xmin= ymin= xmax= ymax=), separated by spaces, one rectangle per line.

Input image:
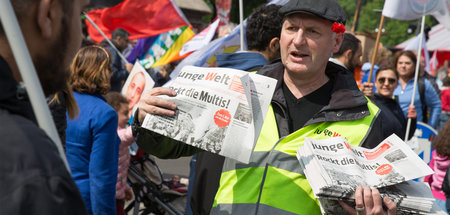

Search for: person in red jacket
xmin=438 ymin=76 xmax=450 ymax=131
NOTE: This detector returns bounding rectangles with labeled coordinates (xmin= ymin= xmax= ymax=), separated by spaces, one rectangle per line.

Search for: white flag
xmin=179 ymin=19 xmax=220 ymax=56
xmin=431 ymin=0 xmax=450 ymax=29
xmin=382 ymin=0 xmax=444 ymax=20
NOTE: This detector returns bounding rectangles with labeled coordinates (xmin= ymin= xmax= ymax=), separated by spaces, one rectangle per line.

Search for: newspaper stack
xmin=297 ymin=134 xmax=437 ymax=214
xmin=142 ymin=66 xmax=277 ymax=164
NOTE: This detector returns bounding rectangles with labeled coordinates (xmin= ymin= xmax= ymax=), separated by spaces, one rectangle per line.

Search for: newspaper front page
xmin=142 ymin=66 xmax=277 ymax=163
xmin=297 ymin=134 xmax=438 ymax=214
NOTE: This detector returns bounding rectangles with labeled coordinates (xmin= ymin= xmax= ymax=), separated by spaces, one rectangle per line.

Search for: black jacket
xmin=261 ymin=60 xmax=384 ymax=148
xmin=0 ymin=57 xmax=88 ymax=215
xmin=371 ymin=94 xmax=416 ymax=140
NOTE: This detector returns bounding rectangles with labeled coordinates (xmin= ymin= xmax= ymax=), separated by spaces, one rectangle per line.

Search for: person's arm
xmin=424 ymin=152 xmax=435 ymax=185
xmin=424 ymin=79 xmax=442 ymax=128
xmin=89 ymin=108 xmax=119 ymax=215
xmin=132 ymin=87 xmax=202 ymax=159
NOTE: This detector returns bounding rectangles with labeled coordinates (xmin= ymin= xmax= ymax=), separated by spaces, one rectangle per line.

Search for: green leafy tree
xmin=203 ymin=0 xmax=437 ymax=47
xmin=338 ymin=0 xmax=437 ymax=47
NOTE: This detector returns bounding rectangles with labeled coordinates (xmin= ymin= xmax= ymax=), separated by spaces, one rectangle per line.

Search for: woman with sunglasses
xmin=393 ymin=50 xmax=441 ymax=129
xmin=361 ymin=65 xmax=417 ymax=140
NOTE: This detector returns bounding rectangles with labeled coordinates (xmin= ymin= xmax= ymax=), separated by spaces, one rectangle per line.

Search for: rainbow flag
xmin=138 ymin=26 xmax=195 ymax=69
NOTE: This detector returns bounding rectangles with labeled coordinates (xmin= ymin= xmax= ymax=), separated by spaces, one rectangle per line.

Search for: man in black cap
xmin=131 ymin=0 xmax=396 ymax=214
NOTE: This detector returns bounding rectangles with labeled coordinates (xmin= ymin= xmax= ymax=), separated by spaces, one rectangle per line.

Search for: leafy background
xmin=204 ymin=0 xmax=438 ymax=48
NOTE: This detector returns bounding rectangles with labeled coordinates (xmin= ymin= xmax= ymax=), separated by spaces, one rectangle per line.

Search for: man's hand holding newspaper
xmin=137 ymin=87 xmax=177 ymax=123
xmin=297 ymin=134 xmax=446 ymax=215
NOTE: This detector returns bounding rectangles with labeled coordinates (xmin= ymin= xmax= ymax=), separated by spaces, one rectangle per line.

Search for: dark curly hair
xmin=433 ymin=120 xmax=450 ymax=157
xmin=246 ymin=4 xmax=283 ymax=52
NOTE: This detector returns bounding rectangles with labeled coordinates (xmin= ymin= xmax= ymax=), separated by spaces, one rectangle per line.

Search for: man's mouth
xmin=290 ymin=51 xmax=309 ymax=58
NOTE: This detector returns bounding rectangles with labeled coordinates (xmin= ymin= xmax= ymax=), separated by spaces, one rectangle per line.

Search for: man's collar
xmin=329 ymin=57 xmax=347 ymax=70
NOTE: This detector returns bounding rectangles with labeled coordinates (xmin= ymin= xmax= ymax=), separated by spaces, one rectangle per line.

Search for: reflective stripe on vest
xmin=212 ymin=99 xmax=380 ymax=215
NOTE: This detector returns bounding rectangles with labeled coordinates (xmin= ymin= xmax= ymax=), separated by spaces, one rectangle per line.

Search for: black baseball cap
xmin=279 ymin=0 xmax=346 ymax=24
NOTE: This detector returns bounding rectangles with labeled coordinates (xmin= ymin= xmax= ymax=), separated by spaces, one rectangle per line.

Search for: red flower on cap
xmin=331 ymin=22 xmax=345 ymax=34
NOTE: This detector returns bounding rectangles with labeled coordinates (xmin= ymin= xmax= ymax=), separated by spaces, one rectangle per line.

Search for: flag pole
xmin=0 ymin=0 xmax=70 ymax=171
xmin=351 ymin=0 xmax=362 ymax=32
xmin=84 ymin=13 xmax=129 ymax=64
xmin=239 ymin=0 xmax=244 ymax=51
xmin=404 ymin=15 xmax=426 ymax=141
xmin=367 ymin=15 xmax=385 ymax=83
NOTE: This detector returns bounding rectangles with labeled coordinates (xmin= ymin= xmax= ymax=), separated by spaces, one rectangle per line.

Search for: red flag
xmin=86 ymin=0 xmax=189 ymax=43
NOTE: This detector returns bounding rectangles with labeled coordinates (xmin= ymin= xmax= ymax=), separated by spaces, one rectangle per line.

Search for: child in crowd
xmin=105 ymin=92 xmax=135 ymax=215
xmin=425 ymin=119 xmax=450 ymax=213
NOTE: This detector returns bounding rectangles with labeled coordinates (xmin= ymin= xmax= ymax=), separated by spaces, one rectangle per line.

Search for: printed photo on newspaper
xmin=297 ymin=134 xmax=439 ymax=214
xmin=141 ymin=65 xmax=277 ymax=163
xmin=121 ymin=62 xmax=155 ymax=118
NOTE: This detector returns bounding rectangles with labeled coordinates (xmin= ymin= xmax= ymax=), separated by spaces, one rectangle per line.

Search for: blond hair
xmin=70 ymin=45 xmax=112 ymax=95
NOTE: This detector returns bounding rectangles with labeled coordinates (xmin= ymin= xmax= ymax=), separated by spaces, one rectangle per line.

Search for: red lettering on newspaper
xmin=363 ymin=143 xmax=391 ymax=160
xmin=229 ymin=75 xmax=245 ymax=94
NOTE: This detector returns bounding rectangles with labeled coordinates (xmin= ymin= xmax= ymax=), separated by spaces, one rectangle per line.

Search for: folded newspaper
xmin=297 ymin=134 xmax=440 ymax=214
xmin=142 ymin=66 xmax=277 ymax=163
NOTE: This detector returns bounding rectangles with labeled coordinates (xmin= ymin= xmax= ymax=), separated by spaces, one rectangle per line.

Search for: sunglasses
xmin=377 ymin=77 xmax=396 ymax=85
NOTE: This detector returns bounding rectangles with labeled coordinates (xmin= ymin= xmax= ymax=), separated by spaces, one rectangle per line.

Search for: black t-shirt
xmin=282 ymin=80 xmax=333 ymax=132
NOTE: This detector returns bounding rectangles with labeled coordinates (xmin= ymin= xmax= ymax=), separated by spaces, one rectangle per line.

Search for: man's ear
xmin=344 ymin=49 xmax=353 ymax=61
xmin=331 ymin=33 xmax=344 ymax=53
xmin=267 ymin=37 xmax=280 ymax=60
xmin=37 ymin=0 xmax=59 ymax=39
xmin=269 ymin=37 xmax=280 ymax=53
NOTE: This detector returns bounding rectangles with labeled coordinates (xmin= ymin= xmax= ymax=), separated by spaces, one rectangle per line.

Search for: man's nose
xmin=293 ymin=29 xmax=306 ymax=47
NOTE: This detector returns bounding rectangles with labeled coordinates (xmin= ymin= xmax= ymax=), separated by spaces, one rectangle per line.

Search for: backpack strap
xmin=418 ymin=77 xmax=428 ymax=123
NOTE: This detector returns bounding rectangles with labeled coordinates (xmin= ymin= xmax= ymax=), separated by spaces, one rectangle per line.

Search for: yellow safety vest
xmin=212 ymin=99 xmax=380 ymax=214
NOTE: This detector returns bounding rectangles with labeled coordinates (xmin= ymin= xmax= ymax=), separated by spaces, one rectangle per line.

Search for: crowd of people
xmin=1 ymin=0 xmax=450 ymax=214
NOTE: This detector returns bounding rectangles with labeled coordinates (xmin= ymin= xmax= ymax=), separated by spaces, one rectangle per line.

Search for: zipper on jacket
xmin=254 ymin=136 xmax=287 ymax=215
